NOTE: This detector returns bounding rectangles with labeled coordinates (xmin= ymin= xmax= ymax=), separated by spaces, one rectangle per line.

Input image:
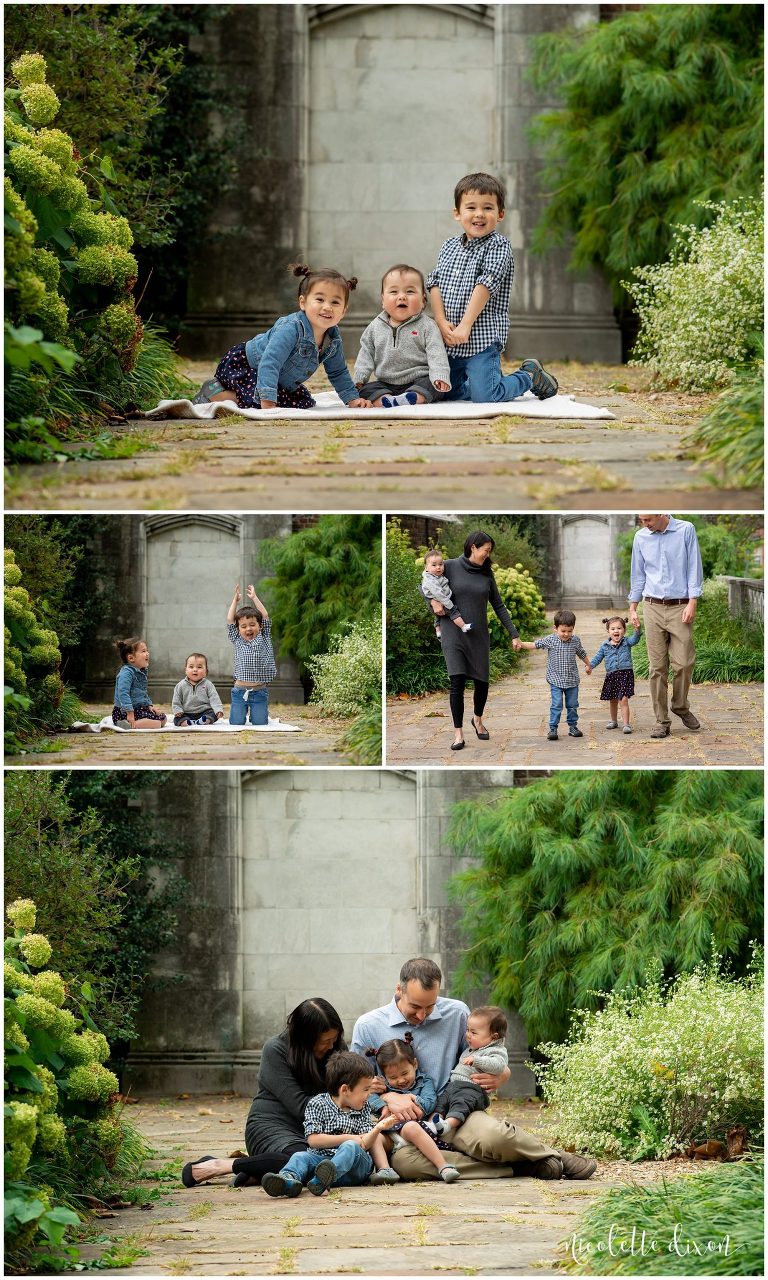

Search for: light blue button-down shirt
xmin=628 ymin=516 xmax=704 ymax=603
xmin=351 ymin=996 xmax=469 ymax=1093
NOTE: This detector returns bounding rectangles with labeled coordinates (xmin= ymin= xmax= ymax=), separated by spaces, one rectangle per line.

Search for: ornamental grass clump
xmin=4 ymin=898 xmax=129 ymax=1270
xmin=533 ymin=953 xmax=763 ymax=1161
xmin=625 ymin=196 xmax=763 ymax=391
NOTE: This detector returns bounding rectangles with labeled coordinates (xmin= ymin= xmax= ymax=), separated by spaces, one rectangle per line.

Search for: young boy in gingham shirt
xmin=427 ymin=171 xmax=559 ymax=405
xmin=226 ymin=583 xmax=277 ymax=726
xmin=520 ymin=609 xmax=592 ymax=740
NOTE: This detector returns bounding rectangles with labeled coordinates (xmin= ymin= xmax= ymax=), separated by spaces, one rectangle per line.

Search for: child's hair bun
xmin=346 ymin=276 xmax=358 ymax=292
xmin=601 ymin=617 xmax=610 ymax=625
xmin=291 ymin=262 xmax=311 ymax=278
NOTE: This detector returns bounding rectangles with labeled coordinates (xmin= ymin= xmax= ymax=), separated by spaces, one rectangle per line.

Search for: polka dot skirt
xmin=216 ymin=343 xmax=316 ymax=410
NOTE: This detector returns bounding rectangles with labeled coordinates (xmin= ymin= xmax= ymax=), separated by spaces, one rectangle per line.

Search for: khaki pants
xmin=643 ymin=600 xmax=696 ymax=727
xmin=390 ymin=1111 xmax=558 ymax=1180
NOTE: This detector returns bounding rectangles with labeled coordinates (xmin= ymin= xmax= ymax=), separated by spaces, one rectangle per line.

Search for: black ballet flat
xmin=181 ymin=1155 xmax=216 ymax=1187
xmin=471 ymin=718 xmax=490 ymax=740
xmin=450 ymin=740 xmax=466 ymax=751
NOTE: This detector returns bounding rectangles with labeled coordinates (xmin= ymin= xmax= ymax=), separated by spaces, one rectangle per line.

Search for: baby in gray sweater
xmin=429 ymin=1006 xmax=509 ymax=1137
xmin=354 ymin=264 xmax=451 ymax=408
xmin=421 ymin=550 xmax=472 ymax=639
xmin=172 ymin=653 xmax=224 ymax=726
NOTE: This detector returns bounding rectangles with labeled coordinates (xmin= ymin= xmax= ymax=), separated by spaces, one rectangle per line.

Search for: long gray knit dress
xmin=438 ymin=556 xmax=519 ymax=680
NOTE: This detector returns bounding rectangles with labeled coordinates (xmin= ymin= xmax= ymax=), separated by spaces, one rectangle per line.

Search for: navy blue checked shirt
xmin=227 ymin=619 xmax=277 ymax=684
xmin=534 ymin=634 xmax=588 ymax=689
xmin=426 ymin=230 xmax=514 ymax=357
xmin=303 ymin=1092 xmax=375 ymax=1155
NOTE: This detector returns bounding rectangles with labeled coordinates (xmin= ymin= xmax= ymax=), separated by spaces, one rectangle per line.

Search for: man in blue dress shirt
xmin=628 ymin=514 xmax=704 ymax=738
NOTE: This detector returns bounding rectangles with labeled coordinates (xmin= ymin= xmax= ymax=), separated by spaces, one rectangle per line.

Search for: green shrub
xmin=625 ymin=196 xmax=763 ymax=390
xmin=630 ymin=581 xmax=763 ymax=683
xmin=618 ymin=517 xmax=763 ymax=585
xmin=447 ymin=770 xmax=764 ymax=1044
xmin=340 ymin=704 xmax=382 ymax=766
xmin=486 ymin=566 xmax=547 ymax=646
xmin=685 ymin=362 xmax=764 ymax=491
xmin=262 ymin=516 xmax=381 ymax=672
xmin=533 ymin=953 xmax=763 ymax=1160
xmin=441 ymin=518 xmax=544 ymax=578
xmin=4 ymin=548 xmax=83 ymax=751
xmin=4 ymin=898 xmax=136 ymax=1272
xmin=309 ymin=613 xmax=382 ymax=717
xmin=564 ymin=1158 xmax=763 ymax=1275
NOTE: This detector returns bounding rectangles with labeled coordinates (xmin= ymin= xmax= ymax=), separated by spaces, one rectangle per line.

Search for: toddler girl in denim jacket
xmin=589 ymin=615 xmax=642 ymax=734
xmin=194 ymin=265 xmax=372 ymax=411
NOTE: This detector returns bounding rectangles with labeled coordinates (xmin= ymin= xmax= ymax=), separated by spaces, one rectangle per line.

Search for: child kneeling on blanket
xmin=172 ymin=653 xmax=224 ymax=726
xmin=226 ymin=584 xmax=277 ymax=725
xmin=261 ymin=1052 xmax=397 ymax=1197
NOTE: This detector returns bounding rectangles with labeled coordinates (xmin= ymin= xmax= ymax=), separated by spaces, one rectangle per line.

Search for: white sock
xmin=382 ymin=391 xmax=418 ymax=407
xmin=462 ymin=622 xmax=473 ymax=632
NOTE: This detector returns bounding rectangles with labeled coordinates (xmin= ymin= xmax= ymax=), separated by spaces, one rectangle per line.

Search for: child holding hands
xmin=589 ymin=616 xmax=642 ymax=733
xmin=520 ymin=609 xmax=592 ymax=740
xmin=226 ymin=584 xmax=277 ymax=726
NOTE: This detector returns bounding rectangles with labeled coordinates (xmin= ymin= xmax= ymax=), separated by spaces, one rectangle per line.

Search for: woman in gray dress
xmin=180 ymin=998 xmax=345 ymax=1188
xmin=425 ymin=531 xmax=522 ymax=750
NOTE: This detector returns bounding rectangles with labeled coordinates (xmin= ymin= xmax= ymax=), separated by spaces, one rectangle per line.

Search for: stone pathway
xmin=78 ymin=1094 xmax=689 ymax=1277
xmin=6 ymin=704 xmax=364 ymax=768
xmin=386 ymin=610 xmax=764 ymax=767
xmin=5 ymin=363 xmax=760 ymax=512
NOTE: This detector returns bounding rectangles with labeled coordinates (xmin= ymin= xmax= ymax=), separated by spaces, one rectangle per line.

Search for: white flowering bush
xmin=532 ymin=953 xmax=763 ymax=1159
xmin=309 ymin=612 xmax=382 ymax=716
xmin=625 ymin=196 xmax=763 ymax=391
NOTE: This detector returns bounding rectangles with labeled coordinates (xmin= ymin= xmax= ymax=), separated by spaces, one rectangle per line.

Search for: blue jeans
xmin=550 ymin=684 xmax=579 ymax=729
xmin=229 ymin=686 xmax=269 ymax=726
xmin=447 ymin=344 xmax=533 ymax=403
xmin=281 ymin=1143 xmax=373 ymax=1189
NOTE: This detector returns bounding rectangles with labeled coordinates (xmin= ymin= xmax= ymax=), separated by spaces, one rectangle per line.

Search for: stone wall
xmin=124 ymin=769 xmax=539 ymax=1096
xmin=182 ymin=4 xmax=621 ymax=363
xmin=540 ymin=514 xmax=635 ymax=607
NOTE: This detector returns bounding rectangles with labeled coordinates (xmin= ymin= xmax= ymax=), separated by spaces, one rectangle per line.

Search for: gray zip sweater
xmin=354 ymin=310 xmax=451 ymax=389
xmin=449 ymin=1040 xmax=509 ymax=1085
xmin=171 ymin=676 xmax=224 ymax=718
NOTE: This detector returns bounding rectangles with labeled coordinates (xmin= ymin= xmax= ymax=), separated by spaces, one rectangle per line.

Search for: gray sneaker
xmin=520 ymin=358 xmax=559 ymax=399
xmin=623 ymin=724 xmax=632 ymax=734
xmin=112 ymin=719 xmax=132 ymax=731
xmin=192 ymin=377 xmax=225 ymax=404
xmin=605 ymin=720 xmax=619 ymax=729
xmin=568 ymin=726 xmax=583 ymax=738
xmin=368 ymin=1168 xmax=400 ymax=1185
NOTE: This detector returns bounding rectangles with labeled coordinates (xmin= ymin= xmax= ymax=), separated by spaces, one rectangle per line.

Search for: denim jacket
xmin=114 ymin=663 xmax=151 ymax=710
xmin=244 ymin=310 xmax=358 ymax=404
xmin=367 ymin=1069 xmax=437 ymax=1117
xmin=590 ymin=628 xmax=641 ymax=672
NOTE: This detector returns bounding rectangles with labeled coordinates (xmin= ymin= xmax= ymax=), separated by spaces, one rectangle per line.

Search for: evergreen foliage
xmin=262 ymin=516 xmax=381 ymax=672
xmin=447 ymin=771 xmax=763 ymax=1045
xmin=534 ymin=952 xmax=763 ymax=1159
xmin=617 ymin=516 xmax=762 ymax=584
xmin=565 ymin=1159 xmax=763 ymax=1275
xmin=528 ymin=6 xmax=764 ymax=302
xmin=339 ymin=703 xmax=382 ymax=766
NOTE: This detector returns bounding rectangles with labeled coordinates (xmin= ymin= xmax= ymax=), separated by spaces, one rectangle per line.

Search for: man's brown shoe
xmin=520 ymin=1156 xmax=563 ymax=1180
xmin=673 ymin=709 xmax=700 ymax=730
xmin=650 ymin=725 xmax=670 ymax=738
xmin=558 ymin=1151 xmax=597 ymax=1179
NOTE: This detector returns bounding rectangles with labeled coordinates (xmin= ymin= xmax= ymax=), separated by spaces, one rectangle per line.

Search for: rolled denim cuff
xmin=257 ymin=384 xmax=279 ymax=403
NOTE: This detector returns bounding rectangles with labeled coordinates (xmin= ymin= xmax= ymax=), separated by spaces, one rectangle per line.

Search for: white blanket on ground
xmin=142 ymin=389 xmax=614 ymax=422
xmin=68 ymin=715 xmax=301 ymax=733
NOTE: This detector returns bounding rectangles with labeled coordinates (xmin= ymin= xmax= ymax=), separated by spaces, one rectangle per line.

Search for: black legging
xmin=450 ymin=675 xmax=489 ymax=729
xmin=232 ymin=1139 xmax=308 ymax=1184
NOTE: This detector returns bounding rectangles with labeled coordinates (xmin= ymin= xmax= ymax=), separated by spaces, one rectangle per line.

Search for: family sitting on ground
xmin=111 ymin=583 xmax=276 ymax=729
xmin=181 ymin=958 xmax=596 ymax=1197
xmin=193 ymin=172 xmax=559 ymax=412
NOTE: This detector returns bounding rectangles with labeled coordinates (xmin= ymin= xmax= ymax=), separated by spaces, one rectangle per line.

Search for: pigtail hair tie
xmin=290 ymin=262 xmax=311 ymax=279
xmin=346 ymin=276 xmax=358 ymax=292
xmin=365 ymin=1045 xmax=379 ymax=1058
xmin=403 ymin=1031 xmax=414 ymax=1045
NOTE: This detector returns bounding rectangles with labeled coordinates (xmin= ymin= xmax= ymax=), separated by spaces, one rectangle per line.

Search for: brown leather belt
xmin=643 ymin=596 xmax=689 ymax=605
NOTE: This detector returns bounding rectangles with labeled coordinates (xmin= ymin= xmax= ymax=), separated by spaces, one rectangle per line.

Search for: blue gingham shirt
xmin=534 ymin=634 xmax=588 ymax=689
xmin=227 ymin=619 xmax=277 ymax=684
xmin=426 ymin=230 xmax=514 ymax=357
xmin=303 ymin=1091 xmax=375 ymax=1155
xmin=628 ymin=516 xmax=704 ymax=603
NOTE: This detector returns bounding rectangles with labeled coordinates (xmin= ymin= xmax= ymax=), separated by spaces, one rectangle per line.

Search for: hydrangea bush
xmin=309 ymin=612 xmax=382 ymax=717
xmin=5 ymin=898 xmax=123 ymax=1266
xmin=625 ymin=196 xmax=763 ymax=391
xmin=532 ymin=953 xmax=764 ymax=1160
xmin=486 ymin=565 xmax=547 ymax=646
xmin=4 ymin=547 xmax=80 ymax=751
